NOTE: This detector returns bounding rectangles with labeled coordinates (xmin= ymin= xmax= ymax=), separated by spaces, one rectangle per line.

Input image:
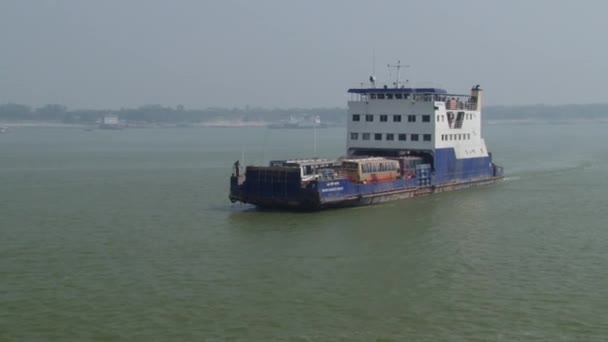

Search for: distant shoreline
xmin=3 ymin=117 xmax=608 ymax=129
xmin=485 ymin=118 xmax=608 ymax=125
xmin=200 ymin=120 xmax=269 ymax=128
xmin=0 ymin=121 xmax=272 ymax=128
xmin=0 ymin=122 xmax=87 ymax=128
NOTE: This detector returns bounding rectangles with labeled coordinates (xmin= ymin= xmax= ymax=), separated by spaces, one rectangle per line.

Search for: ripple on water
xmin=2 ymin=124 xmax=608 ymax=340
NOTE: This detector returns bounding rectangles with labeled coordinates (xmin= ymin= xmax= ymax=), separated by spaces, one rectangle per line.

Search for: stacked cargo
xmin=390 ymin=156 xmax=424 ymax=179
xmin=339 ymin=158 xmax=401 ymax=183
xmin=416 ymin=164 xmax=432 ymax=187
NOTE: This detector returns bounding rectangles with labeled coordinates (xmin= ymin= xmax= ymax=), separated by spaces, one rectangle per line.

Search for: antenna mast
xmin=387 ymin=60 xmax=410 ymax=88
xmin=368 ymin=49 xmax=377 ymax=88
xmin=372 ymin=49 xmax=376 ymax=76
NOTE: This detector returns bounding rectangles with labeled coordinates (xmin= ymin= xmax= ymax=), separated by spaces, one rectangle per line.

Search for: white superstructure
xmin=347 ymin=84 xmax=489 ymax=159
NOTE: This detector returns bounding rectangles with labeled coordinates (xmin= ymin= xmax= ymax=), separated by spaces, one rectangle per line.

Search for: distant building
xmin=103 ymin=115 xmax=119 ymax=125
xmin=99 ymin=115 xmax=122 ymax=129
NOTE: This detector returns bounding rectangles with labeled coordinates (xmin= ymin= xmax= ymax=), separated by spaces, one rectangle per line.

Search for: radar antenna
xmin=387 ymin=60 xmax=410 ymax=88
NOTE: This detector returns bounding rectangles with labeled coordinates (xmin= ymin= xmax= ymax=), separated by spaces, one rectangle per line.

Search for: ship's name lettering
xmin=321 ymin=187 xmax=344 ymax=193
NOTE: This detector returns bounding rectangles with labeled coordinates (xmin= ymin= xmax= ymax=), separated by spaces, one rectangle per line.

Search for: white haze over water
xmin=0 ymin=0 xmax=606 ymax=109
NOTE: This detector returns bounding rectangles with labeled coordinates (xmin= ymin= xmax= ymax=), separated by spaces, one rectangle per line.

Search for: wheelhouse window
xmin=408 ymin=115 xmax=416 ymax=122
xmin=380 ymin=115 xmax=388 ymax=122
xmin=386 ymin=133 xmax=394 ymax=141
xmin=398 ymin=134 xmax=406 ymax=141
xmin=352 ymin=114 xmax=360 ymax=122
xmin=422 ymin=115 xmax=430 ymax=122
xmin=377 ymin=94 xmax=385 ymax=100
xmin=393 ymin=115 xmax=401 ymax=122
xmin=395 ymin=93 xmax=403 ymax=99
xmin=411 ymin=134 xmax=419 ymax=141
xmin=386 ymin=93 xmax=393 ymax=100
xmin=350 ymin=132 xmax=359 ymax=140
xmin=362 ymin=133 xmax=370 ymax=140
xmin=423 ymin=134 xmax=432 ymax=141
xmin=374 ymin=133 xmax=382 ymax=141
xmin=365 ymin=114 xmax=373 ymax=122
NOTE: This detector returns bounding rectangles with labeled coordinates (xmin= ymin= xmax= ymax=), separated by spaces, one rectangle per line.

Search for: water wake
xmin=503 ymin=176 xmax=520 ymax=182
xmin=508 ymin=160 xmax=593 ymax=179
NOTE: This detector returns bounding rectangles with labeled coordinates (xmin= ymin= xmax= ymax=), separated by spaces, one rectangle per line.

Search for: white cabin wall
xmin=433 ymin=102 xmax=488 ymax=158
xmin=347 ymin=99 xmax=436 ymax=152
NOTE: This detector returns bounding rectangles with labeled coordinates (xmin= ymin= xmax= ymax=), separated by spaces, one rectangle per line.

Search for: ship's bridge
xmin=347 ymin=87 xmax=477 ymax=110
xmin=348 ymin=87 xmax=447 ymax=95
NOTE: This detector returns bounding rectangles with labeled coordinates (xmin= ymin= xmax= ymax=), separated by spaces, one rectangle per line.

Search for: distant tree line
xmin=484 ymin=104 xmax=608 ymax=120
xmin=0 ymin=103 xmax=347 ymax=124
xmin=1 ymin=102 xmax=607 ymax=124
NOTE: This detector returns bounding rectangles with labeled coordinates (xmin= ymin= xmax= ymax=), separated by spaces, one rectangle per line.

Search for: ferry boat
xmin=229 ymin=68 xmax=504 ymax=210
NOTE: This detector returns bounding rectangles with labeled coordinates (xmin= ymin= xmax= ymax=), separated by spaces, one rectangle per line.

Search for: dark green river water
xmin=1 ymin=122 xmax=607 ymax=340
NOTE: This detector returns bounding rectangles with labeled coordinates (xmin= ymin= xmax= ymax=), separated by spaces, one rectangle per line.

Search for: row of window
xmin=441 ymin=133 xmax=472 ymax=141
xmin=350 ymin=132 xmax=473 ymax=142
xmin=350 ymin=132 xmax=432 ymax=142
xmin=368 ymin=93 xmax=440 ymax=101
xmin=435 ymin=112 xmax=475 ymax=122
xmin=352 ymin=114 xmax=431 ymax=123
xmin=361 ymin=162 xmax=399 ymax=173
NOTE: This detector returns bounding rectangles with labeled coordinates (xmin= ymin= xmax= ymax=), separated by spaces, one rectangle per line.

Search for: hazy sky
xmin=1 ymin=0 xmax=606 ymax=109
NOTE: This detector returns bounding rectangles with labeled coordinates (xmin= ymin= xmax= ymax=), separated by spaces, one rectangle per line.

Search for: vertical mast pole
xmin=387 ymin=61 xmax=410 ymax=88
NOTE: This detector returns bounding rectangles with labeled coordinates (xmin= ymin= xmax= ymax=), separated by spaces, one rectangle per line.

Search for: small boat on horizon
xmin=267 ymin=115 xmax=327 ymax=129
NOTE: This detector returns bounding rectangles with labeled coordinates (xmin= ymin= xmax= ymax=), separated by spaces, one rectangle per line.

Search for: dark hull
xmin=230 ymin=176 xmax=504 ymax=211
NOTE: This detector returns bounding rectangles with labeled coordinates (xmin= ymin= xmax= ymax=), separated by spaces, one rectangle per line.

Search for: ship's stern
xmin=229 ymin=165 xmax=321 ymax=210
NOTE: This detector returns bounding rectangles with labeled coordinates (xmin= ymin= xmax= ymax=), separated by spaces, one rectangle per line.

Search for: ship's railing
xmin=348 ymin=92 xmax=478 ymax=110
xmin=442 ymin=96 xmax=478 ymax=110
